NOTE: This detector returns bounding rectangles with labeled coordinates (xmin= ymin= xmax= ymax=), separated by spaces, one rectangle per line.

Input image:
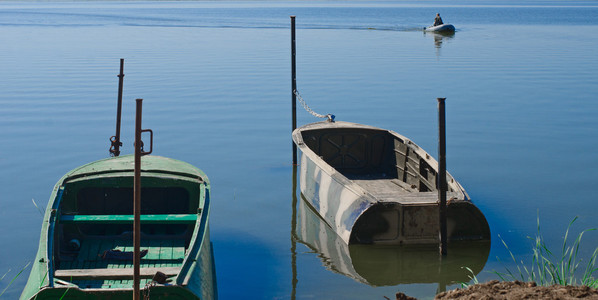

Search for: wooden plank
xmin=54 ymin=267 xmax=180 ymax=280
xmin=171 ymin=240 xmax=186 ymax=261
xmin=405 ymin=149 xmax=420 ymax=188
xmin=394 ymin=141 xmax=408 ymax=181
xmin=395 ymin=192 xmax=464 ymax=204
xmin=60 ymin=214 xmax=197 ymax=224
xmin=159 ymin=240 xmax=172 ymax=260
xmin=351 ymin=178 xmax=463 ymax=204
xmin=145 ymin=240 xmax=162 ymax=260
xmin=352 ymin=179 xmax=410 ymax=196
xmin=390 ymin=179 xmax=418 ymax=192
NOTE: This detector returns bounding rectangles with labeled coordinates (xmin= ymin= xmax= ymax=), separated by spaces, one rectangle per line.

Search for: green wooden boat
xmin=20 ymin=155 xmax=216 ymax=299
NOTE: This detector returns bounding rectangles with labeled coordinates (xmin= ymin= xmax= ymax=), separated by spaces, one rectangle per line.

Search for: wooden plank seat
xmin=54 ymin=267 xmax=181 ymax=280
xmin=59 ymin=214 xmax=197 ymax=224
xmin=59 ymin=238 xmax=187 ymax=265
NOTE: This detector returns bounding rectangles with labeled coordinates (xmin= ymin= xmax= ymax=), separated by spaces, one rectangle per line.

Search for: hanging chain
xmin=143 ymin=281 xmax=156 ymax=300
xmin=294 ymin=89 xmax=335 ymax=122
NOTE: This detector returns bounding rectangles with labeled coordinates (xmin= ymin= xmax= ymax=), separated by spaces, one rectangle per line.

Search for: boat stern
xmin=350 ymin=200 xmax=490 ymax=245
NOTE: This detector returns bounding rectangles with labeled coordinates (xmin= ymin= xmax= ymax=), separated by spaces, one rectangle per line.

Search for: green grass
xmin=0 ymin=262 xmax=31 ymax=297
xmin=32 ymin=198 xmax=45 ymax=217
xmin=492 ymin=216 xmax=598 ymax=288
xmin=460 ymin=266 xmax=479 ymax=288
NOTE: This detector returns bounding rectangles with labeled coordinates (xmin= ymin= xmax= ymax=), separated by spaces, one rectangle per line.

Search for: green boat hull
xmin=20 ymin=155 xmax=216 ymax=300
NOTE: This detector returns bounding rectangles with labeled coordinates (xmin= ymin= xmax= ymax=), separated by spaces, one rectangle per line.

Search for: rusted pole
xmin=110 ymin=59 xmax=125 ymax=157
xmin=291 ymin=15 xmax=298 ymax=165
xmin=437 ymin=97 xmax=447 ymax=256
xmin=133 ymin=98 xmax=143 ymax=299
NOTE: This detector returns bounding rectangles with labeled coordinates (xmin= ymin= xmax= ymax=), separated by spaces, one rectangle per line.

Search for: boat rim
xmin=292 ymin=120 xmax=469 ymax=200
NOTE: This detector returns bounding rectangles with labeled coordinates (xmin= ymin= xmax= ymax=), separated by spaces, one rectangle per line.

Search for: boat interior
xmin=52 ymin=176 xmax=201 ymax=288
xmin=301 ymin=127 xmax=446 ymax=193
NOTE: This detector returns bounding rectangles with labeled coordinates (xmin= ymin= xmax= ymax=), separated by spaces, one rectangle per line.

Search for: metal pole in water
xmin=133 ymin=98 xmax=143 ymax=300
xmin=291 ymin=15 xmax=298 ymax=165
xmin=110 ymin=58 xmax=125 ymax=157
xmin=437 ymin=97 xmax=448 ymax=256
xmin=290 ymin=165 xmax=298 ymax=300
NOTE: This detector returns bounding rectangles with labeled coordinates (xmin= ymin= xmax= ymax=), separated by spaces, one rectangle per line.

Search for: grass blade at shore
xmin=493 ymin=216 xmax=598 ymax=288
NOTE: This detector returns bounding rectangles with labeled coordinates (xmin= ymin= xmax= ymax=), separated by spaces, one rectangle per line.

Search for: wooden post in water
xmin=133 ymin=98 xmax=143 ymax=300
xmin=437 ymin=97 xmax=448 ymax=256
xmin=291 ymin=15 xmax=298 ymax=165
xmin=110 ymin=58 xmax=125 ymax=157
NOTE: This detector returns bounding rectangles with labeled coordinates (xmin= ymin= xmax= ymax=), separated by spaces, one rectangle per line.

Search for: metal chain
xmin=143 ymin=281 xmax=156 ymax=300
xmin=294 ymin=89 xmax=335 ymax=122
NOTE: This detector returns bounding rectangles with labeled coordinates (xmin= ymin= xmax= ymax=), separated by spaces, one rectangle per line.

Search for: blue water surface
xmin=1 ymin=1 xmax=598 ymax=299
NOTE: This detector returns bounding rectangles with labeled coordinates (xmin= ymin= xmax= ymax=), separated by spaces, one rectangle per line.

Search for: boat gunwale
xmin=62 ymin=155 xmax=207 ymax=184
xmin=292 ymin=120 xmax=469 ymax=201
xmin=178 ymin=182 xmax=211 ymax=287
xmin=29 ymin=284 xmax=201 ymax=299
xmin=64 ymin=169 xmax=204 ymax=184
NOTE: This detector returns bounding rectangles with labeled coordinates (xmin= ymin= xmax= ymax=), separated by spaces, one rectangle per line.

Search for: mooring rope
xmin=294 ymin=89 xmax=335 ymax=122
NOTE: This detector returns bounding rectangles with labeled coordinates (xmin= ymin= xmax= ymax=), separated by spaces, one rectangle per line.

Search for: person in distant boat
xmin=433 ymin=13 xmax=443 ymax=26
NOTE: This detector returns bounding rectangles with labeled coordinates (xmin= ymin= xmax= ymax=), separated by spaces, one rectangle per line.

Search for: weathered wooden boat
xmin=292 ymin=120 xmax=490 ymax=245
xmin=20 ymin=154 xmax=216 ymax=299
xmin=295 ymin=195 xmax=490 ymax=287
xmin=425 ymin=24 xmax=456 ymax=32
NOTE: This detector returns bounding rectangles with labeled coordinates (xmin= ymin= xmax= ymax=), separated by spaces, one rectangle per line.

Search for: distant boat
xmin=292 ymin=120 xmax=489 ymax=245
xmin=20 ymin=155 xmax=217 ymax=299
xmin=425 ymin=24 xmax=456 ymax=32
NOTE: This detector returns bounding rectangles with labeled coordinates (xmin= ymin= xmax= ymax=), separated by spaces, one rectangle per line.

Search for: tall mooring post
xmin=291 ymin=15 xmax=298 ymax=165
xmin=133 ymin=98 xmax=143 ymax=300
xmin=133 ymin=99 xmax=143 ymax=300
xmin=133 ymin=98 xmax=153 ymax=299
xmin=437 ymin=97 xmax=448 ymax=255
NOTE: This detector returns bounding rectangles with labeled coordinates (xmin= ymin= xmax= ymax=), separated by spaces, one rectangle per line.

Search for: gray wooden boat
xmin=292 ymin=120 xmax=490 ymax=245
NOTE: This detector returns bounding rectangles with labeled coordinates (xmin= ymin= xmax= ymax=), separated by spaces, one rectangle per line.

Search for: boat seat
xmin=54 ymin=266 xmax=180 ymax=280
xmin=59 ymin=214 xmax=197 ymax=224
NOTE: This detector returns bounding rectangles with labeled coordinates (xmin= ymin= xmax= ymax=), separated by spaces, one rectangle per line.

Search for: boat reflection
xmin=425 ymin=30 xmax=455 ymax=51
xmin=293 ymin=186 xmax=490 ymax=288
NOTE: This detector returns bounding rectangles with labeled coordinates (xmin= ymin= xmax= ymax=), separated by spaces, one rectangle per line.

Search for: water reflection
xmin=424 ymin=31 xmax=455 ymax=55
xmin=290 ymin=165 xmax=299 ymax=300
xmin=291 ymin=167 xmax=490 ymax=292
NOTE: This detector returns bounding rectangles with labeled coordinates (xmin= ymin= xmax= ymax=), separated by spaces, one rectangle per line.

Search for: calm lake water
xmin=1 ymin=1 xmax=598 ymax=299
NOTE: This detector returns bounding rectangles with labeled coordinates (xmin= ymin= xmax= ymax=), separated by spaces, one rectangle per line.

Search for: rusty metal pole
xmin=110 ymin=59 xmax=125 ymax=157
xmin=437 ymin=97 xmax=448 ymax=256
xmin=133 ymin=98 xmax=143 ymax=299
xmin=291 ymin=15 xmax=298 ymax=165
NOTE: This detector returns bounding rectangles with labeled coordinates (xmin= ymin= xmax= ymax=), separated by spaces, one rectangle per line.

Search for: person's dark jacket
xmin=433 ymin=15 xmax=443 ymax=26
